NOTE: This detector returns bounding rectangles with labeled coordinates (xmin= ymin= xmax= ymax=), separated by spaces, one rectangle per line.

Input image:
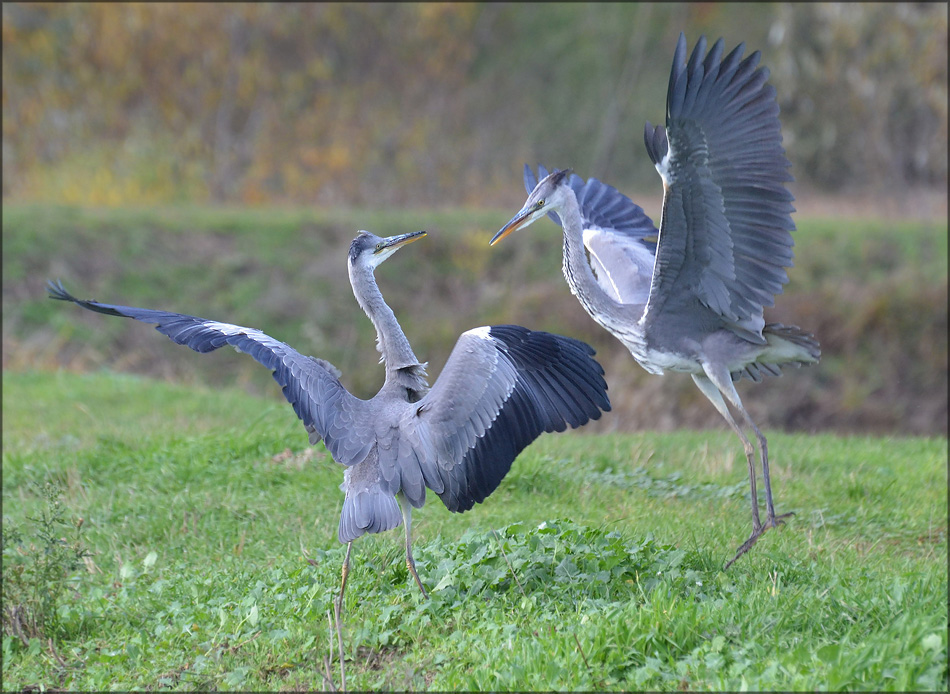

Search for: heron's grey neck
xmin=558 ymin=193 xmax=633 ymax=324
xmin=348 ymin=261 xmax=428 ymax=398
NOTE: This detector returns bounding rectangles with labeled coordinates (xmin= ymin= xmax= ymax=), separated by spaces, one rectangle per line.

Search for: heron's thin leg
xmin=692 ymin=373 xmax=761 ymax=531
xmin=338 ymin=541 xmax=353 ymax=605
xmin=399 ymin=496 xmax=429 ymax=599
xmin=700 ymin=366 xmax=794 ymax=569
xmin=708 ymin=369 xmax=794 ymax=530
xmin=334 ymin=541 xmax=352 ymax=691
xmin=734 ymin=404 xmax=795 ymax=529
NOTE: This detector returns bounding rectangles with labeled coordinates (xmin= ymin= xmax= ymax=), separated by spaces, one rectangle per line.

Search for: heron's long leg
xmin=731 ymin=400 xmax=794 ymax=528
xmin=338 ymin=541 xmax=353 ymax=605
xmin=399 ymin=496 xmax=429 ymax=599
xmin=702 ymin=367 xmax=792 ymax=530
xmin=692 ymin=373 xmax=761 ymax=531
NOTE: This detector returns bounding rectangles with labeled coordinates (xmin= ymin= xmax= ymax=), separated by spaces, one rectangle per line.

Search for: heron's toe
xmin=724 ymin=525 xmax=768 ymax=570
xmin=767 ymin=511 xmax=796 ymax=529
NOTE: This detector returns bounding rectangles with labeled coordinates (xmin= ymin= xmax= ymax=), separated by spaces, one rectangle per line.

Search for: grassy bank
xmin=2 ymin=202 xmax=947 ymax=436
xmin=2 ymin=370 xmax=946 ymax=690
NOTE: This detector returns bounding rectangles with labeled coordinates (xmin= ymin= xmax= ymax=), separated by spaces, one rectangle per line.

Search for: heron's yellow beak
xmin=490 ymin=208 xmax=532 ymax=246
xmin=377 ymin=230 xmax=427 ymax=253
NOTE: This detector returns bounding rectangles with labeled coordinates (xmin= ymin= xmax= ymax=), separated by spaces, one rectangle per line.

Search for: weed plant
xmin=2 ymin=481 xmax=91 ymax=645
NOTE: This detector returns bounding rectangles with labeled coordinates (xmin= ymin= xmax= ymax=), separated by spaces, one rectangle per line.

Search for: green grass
xmin=3 ymin=370 xmax=946 ymax=690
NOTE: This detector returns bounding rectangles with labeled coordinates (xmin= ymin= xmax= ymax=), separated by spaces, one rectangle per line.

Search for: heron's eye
xmin=375 ymin=243 xmax=383 ymax=251
xmin=536 ymin=199 xmax=545 ymax=208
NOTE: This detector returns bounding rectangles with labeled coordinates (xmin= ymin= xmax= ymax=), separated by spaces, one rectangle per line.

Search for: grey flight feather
xmin=644 ymin=32 xmax=795 ymax=341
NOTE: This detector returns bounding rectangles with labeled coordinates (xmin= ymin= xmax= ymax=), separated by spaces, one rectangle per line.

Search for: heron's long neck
xmin=349 ymin=263 xmax=428 ymax=398
xmin=558 ymin=193 xmax=627 ymax=324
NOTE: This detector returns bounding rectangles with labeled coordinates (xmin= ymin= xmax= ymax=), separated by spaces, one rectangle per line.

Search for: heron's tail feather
xmin=764 ymin=323 xmax=821 ymax=361
xmin=732 ymin=323 xmax=820 ymax=382
xmin=338 ymin=487 xmax=402 ymax=543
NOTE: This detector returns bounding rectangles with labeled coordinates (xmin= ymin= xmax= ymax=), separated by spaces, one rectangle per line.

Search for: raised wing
xmin=525 ymin=164 xmax=658 ymax=305
xmin=643 ymin=33 xmax=795 ymax=341
xmin=387 ymin=325 xmax=610 ymax=513
xmin=47 ymin=280 xmax=373 ymax=466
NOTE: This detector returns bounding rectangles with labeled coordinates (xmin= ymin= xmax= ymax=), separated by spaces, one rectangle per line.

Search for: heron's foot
xmin=725 ymin=510 xmax=795 ymax=570
xmin=765 ymin=510 xmax=795 ymax=529
xmin=724 ymin=525 xmax=769 ymax=570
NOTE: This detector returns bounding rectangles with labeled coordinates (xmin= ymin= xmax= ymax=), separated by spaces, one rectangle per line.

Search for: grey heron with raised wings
xmin=47 ymin=230 xmax=610 ymax=599
xmin=491 ymin=34 xmax=820 ymax=568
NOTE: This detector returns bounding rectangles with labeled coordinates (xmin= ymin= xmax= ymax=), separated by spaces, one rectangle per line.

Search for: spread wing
xmin=383 ymin=325 xmax=610 ymax=513
xmin=525 ymin=164 xmax=658 ymax=305
xmin=47 ymin=280 xmax=373 ymax=466
xmin=642 ymin=33 xmax=795 ymax=341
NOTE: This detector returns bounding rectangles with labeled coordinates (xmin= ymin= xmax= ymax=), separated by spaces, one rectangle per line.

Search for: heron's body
xmin=553 ymin=169 xmax=816 ymax=382
xmin=493 ymin=34 xmax=820 ymax=567
xmin=48 ymin=230 xmax=611 ymax=599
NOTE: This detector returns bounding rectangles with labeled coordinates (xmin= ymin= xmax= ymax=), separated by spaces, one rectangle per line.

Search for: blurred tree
xmin=768 ymin=2 xmax=948 ymax=191
xmin=1 ymin=3 xmax=482 ymax=204
xmin=2 ymin=2 xmax=946 ymax=206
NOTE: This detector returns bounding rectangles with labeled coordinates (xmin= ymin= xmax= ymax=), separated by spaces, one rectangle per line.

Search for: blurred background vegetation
xmin=3 ymin=2 xmax=947 ymax=206
xmin=2 ymin=3 xmax=948 ymax=437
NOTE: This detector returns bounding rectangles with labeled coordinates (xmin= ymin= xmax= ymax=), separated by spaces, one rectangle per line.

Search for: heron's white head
xmin=491 ymin=168 xmax=573 ymax=246
xmin=349 ymin=230 xmax=427 ymax=270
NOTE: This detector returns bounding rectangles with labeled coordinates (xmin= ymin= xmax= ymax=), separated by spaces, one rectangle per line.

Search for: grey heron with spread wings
xmin=48 ymin=230 xmax=610 ymax=600
xmin=492 ymin=34 xmax=819 ymax=568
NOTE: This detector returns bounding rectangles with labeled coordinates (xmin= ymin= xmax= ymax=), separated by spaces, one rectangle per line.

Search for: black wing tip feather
xmin=523 ymin=162 xmax=537 ymax=189
xmin=439 ymin=325 xmax=611 ymax=514
xmin=47 ymin=278 xmax=69 ymax=300
xmin=47 ymin=279 xmax=140 ymax=320
xmin=488 ymin=325 xmax=611 ymax=419
xmin=668 ymin=34 xmax=780 ymax=127
xmin=48 ymin=278 xmax=92 ymax=306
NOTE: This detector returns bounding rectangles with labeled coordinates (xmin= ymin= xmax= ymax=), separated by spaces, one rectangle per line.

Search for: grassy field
xmin=3 ymin=201 xmax=947 ymax=689
xmin=2 ymin=369 xmax=946 ymax=690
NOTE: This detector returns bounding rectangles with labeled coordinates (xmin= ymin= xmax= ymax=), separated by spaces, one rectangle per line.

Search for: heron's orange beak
xmin=490 ymin=208 xmax=532 ymax=246
xmin=396 ymin=229 xmax=427 ymax=247
xmin=377 ymin=230 xmax=427 ymax=254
